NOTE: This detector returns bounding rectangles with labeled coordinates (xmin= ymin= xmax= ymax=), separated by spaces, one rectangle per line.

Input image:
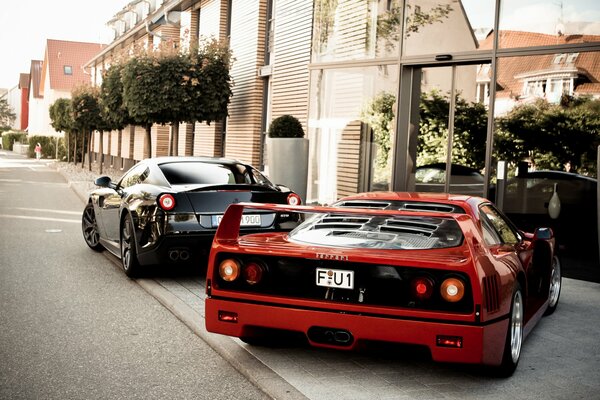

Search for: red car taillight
xmin=158 ymin=194 xmax=176 ymax=211
xmin=287 ymin=193 xmax=301 ymax=205
xmin=243 ymin=261 xmax=266 ymax=285
xmin=410 ymin=277 xmax=434 ymax=301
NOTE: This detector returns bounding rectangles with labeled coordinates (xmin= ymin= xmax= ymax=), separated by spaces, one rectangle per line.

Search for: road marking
xmin=8 ymin=207 xmax=81 ymax=216
xmin=0 ymin=214 xmax=79 ymax=224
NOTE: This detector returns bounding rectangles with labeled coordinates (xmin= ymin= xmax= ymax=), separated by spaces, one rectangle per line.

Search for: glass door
xmin=404 ymin=63 xmax=491 ymax=197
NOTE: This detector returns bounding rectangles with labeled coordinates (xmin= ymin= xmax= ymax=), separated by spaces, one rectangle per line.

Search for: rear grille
xmin=214 ymin=253 xmax=473 ymax=313
xmin=336 ymin=201 xmax=391 ymax=209
xmin=483 ymin=274 xmax=500 ymax=313
xmin=313 ymin=215 xmax=371 ymax=230
xmin=400 ymin=202 xmax=456 ymax=213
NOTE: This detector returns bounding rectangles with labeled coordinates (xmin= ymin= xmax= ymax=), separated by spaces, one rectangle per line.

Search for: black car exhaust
xmin=307 ymin=326 xmax=354 ymax=347
xmin=168 ymin=249 xmax=180 ymax=261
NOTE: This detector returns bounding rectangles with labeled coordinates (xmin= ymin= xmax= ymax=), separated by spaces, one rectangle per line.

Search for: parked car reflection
xmin=415 ymin=163 xmax=484 ymax=196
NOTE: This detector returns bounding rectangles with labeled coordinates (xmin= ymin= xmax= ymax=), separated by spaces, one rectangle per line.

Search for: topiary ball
xmin=267 ymin=115 xmax=305 ymax=138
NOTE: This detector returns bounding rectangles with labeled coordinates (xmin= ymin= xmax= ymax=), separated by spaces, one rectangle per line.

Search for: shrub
xmin=27 ymin=135 xmax=67 ymax=160
xmin=267 ymin=115 xmax=305 ymax=138
xmin=2 ymin=131 xmax=28 ymax=150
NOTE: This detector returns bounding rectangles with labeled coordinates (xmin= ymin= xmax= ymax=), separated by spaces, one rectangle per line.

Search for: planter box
xmin=266 ymin=137 xmax=309 ymax=202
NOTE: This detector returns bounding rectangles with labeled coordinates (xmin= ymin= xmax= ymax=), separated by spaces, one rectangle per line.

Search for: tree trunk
xmin=73 ymin=134 xmax=77 ymax=165
xmin=87 ymin=130 xmax=92 ymax=172
xmin=99 ymin=131 xmax=104 ymax=175
xmin=80 ymin=132 xmax=85 ymax=169
xmin=171 ymin=122 xmax=179 ymax=156
xmin=144 ymin=124 xmax=152 ymax=159
xmin=66 ymin=132 xmax=70 ymax=163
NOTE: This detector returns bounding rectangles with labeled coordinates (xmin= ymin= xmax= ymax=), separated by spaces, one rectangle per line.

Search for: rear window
xmin=159 ymin=162 xmax=255 ymax=185
xmin=289 ymin=214 xmax=464 ymax=250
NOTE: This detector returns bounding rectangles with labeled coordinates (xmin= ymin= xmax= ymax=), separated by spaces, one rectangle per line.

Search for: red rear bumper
xmin=205 ymin=298 xmax=508 ymax=366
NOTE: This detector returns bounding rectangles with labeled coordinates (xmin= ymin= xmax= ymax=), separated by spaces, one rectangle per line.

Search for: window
xmin=479 ymin=204 xmax=519 ymax=246
xmin=63 ymin=65 xmax=73 ymax=75
xmin=119 ymin=164 xmax=149 ymax=189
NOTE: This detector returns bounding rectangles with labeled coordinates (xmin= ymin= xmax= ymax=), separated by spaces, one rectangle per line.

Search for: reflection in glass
xmin=493 ymin=53 xmax=600 ymax=177
xmin=313 ymin=0 xmax=402 ymax=62
xmin=499 ymin=0 xmax=600 ymax=47
xmin=307 ymin=65 xmax=398 ymax=204
xmin=411 ymin=65 xmax=489 ymax=196
xmin=403 ymin=0 xmax=495 ymax=56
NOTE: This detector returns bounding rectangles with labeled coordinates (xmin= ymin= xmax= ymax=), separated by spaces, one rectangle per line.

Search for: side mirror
xmin=534 ymin=227 xmax=553 ymax=240
xmin=94 ymin=176 xmax=112 ymax=188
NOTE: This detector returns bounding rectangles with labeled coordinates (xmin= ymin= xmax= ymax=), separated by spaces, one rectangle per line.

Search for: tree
xmin=71 ymin=85 xmax=106 ymax=171
xmin=49 ymin=98 xmax=75 ymax=163
xmin=495 ymin=97 xmax=600 ymax=175
xmin=0 ymin=97 xmax=16 ymax=131
xmin=121 ymin=40 xmax=233 ymax=158
xmin=418 ymin=90 xmax=488 ymax=169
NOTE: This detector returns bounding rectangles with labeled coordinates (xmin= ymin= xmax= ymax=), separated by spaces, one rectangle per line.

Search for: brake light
xmin=218 ymin=259 xmax=241 ymax=282
xmin=436 ymin=335 xmax=463 ymax=348
xmin=243 ymin=261 xmax=265 ymax=285
xmin=411 ymin=277 xmax=434 ymax=301
xmin=440 ymin=277 xmax=465 ymax=302
xmin=158 ymin=194 xmax=176 ymax=211
xmin=287 ymin=193 xmax=301 ymax=205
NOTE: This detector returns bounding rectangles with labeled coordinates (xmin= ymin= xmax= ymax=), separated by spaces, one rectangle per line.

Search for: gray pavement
xmin=54 ymin=158 xmax=600 ymax=400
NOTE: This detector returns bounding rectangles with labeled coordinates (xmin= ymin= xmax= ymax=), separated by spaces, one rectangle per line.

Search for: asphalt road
xmin=0 ymin=151 xmax=269 ymax=400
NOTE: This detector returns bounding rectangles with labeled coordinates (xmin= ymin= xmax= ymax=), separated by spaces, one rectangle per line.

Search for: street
xmin=0 ymin=151 xmax=269 ymax=400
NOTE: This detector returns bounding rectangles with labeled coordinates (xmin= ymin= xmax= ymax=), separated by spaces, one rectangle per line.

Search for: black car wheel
xmin=121 ymin=213 xmax=140 ymax=278
xmin=82 ymin=202 xmax=103 ymax=251
xmin=497 ymin=284 xmax=524 ymax=377
xmin=544 ymin=255 xmax=562 ymax=316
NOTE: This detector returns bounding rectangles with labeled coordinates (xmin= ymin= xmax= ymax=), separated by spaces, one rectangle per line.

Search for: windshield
xmin=159 ymin=162 xmax=274 ymax=186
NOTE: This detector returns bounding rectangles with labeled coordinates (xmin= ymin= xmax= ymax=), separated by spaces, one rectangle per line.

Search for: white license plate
xmin=212 ymin=214 xmax=261 ymax=227
xmin=316 ymin=268 xmax=354 ymax=290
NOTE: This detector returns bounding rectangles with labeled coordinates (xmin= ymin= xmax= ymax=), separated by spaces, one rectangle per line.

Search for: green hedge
xmin=27 ymin=135 xmax=67 ymax=160
xmin=1 ymin=131 xmax=28 ymax=150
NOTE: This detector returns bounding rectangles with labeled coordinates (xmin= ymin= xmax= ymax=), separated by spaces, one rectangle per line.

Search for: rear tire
xmin=497 ymin=284 xmax=524 ymax=377
xmin=544 ymin=255 xmax=561 ymax=316
xmin=120 ymin=213 xmax=140 ymax=278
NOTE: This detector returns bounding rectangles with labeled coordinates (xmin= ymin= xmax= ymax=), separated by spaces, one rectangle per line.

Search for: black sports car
xmin=81 ymin=157 xmax=302 ymax=277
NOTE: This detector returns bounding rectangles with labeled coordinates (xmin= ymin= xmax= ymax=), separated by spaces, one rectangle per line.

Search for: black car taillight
xmin=287 ymin=193 xmax=301 ymax=205
xmin=158 ymin=194 xmax=176 ymax=211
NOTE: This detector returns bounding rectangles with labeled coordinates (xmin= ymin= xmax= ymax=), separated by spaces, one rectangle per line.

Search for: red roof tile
xmin=42 ymin=39 xmax=106 ymax=92
xmin=479 ymin=31 xmax=600 ymax=99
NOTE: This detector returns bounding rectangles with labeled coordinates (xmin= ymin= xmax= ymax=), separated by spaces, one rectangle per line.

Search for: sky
xmin=0 ymin=0 xmax=130 ymax=89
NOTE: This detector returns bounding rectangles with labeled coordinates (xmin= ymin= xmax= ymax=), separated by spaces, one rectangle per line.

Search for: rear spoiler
xmin=214 ymin=202 xmax=471 ymax=242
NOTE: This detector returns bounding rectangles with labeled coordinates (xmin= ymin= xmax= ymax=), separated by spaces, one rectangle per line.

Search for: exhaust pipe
xmin=168 ymin=250 xmax=180 ymax=261
xmin=179 ymin=250 xmax=190 ymax=261
xmin=307 ymin=326 xmax=354 ymax=347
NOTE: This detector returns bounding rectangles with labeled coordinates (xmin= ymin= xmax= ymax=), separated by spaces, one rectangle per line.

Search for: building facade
xmin=88 ymin=0 xmax=600 ymax=199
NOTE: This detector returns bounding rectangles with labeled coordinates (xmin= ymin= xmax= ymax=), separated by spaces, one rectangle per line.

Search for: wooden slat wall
xmin=199 ymin=0 xmax=221 ymax=37
xmin=133 ymin=126 xmax=145 ymax=160
xmin=152 ymin=124 xmax=170 ymax=157
xmin=110 ymin=131 xmax=119 ymax=155
xmin=336 ymin=120 xmax=361 ymax=197
xmin=121 ymin=127 xmax=131 ymax=159
xmin=271 ymin=0 xmax=313 ymax=127
xmin=225 ymin=0 xmax=266 ymax=166
xmin=193 ymin=121 xmax=222 ymax=156
xmin=178 ymin=122 xmax=194 ymax=156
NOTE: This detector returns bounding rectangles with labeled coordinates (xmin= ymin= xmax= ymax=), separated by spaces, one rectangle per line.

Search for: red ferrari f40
xmin=204 ymin=193 xmax=561 ymax=376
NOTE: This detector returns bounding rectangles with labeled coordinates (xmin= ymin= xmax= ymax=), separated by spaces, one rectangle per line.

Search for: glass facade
xmin=307 ymin=64 xmax=398 ymax=204
xmin=308 ymin=0 xmax=600 ymax=279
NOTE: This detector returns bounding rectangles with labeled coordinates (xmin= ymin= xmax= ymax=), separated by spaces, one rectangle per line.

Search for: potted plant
xmin=266 ymin=115 xmax=309 ymax=202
